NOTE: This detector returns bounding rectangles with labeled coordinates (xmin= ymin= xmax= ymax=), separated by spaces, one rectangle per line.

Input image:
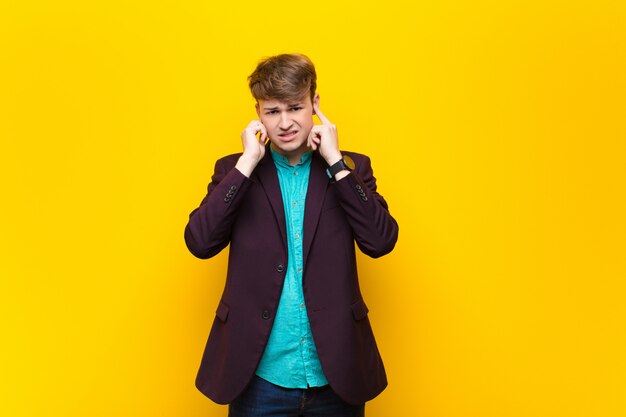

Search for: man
xmin=184 ymin=53 xmax=399 ymax=417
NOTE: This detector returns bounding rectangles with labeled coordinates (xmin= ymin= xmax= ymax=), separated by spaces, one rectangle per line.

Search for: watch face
xmin=344 ymin=155 xmax=355 ymax=170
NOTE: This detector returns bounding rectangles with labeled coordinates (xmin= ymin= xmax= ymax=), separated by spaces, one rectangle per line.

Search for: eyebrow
xmin=263 ymin=103 xmax=304 ymax=111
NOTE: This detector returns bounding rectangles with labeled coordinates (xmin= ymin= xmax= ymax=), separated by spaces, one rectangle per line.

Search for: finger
xmin=308 ymin=135 xmax=316 ymax=150
xmin=247 ymin=123 xmax=260 ymax=138
xmin=308 ymin=131 xmax=317 ymax=150
xmin=307 ymin=132 xmax=311 ymax=148
xmin=314 ymin=102 xmax=332 ymax=126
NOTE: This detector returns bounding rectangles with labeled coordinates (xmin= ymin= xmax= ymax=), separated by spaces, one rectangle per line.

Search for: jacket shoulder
xmin=339 ymin=150 xmax=373 ymax=171
xmin=340 ymin=150 xmax=370 ymax=161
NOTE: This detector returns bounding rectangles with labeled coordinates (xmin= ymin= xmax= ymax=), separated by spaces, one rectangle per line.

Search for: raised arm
xmin=184 ymin=156 xmax=251 ymax=259
xmin=332 ymin=153 xmax=399 ymax=258
xmin=309 ymin=102 xmax=398 ymax=257
xmin=184 ymin=120 xmax=267 ymax=259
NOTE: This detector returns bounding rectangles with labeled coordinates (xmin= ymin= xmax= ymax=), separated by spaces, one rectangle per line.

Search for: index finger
xmin=257 ymin=119 xmax=269 ymax=143
xmin=313 ymin=102 xmax=332 ymax=126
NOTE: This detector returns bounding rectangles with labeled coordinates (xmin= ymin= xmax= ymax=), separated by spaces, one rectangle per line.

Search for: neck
xmin=270 ymin=143 xmax=309 ymax=166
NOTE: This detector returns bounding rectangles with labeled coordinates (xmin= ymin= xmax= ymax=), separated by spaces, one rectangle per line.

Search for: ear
xmin=255 ymin=102 xmax=261 ymax=118
xmin=312 ymin=93 xmax=320 ymax=114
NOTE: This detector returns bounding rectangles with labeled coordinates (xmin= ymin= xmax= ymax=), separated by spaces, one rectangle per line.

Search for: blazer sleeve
xmin=331 ymin=154 xmax=399 ymax=258
xmin=184 ymin=156 xmax=252 ymax=259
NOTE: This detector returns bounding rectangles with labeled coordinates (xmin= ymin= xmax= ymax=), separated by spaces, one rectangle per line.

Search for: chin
xmin=272 ymin=139 xmax=307 ymax=154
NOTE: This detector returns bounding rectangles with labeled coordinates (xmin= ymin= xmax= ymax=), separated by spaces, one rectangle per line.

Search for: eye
xmin=266 ymin=110 xmax=278 ymax=115
xmin=290 ymin=107 xmax=303 ymax=112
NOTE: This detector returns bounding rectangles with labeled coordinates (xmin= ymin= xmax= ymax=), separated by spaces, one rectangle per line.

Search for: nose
xmin=278 ymin=111 xmax=292 ymax=130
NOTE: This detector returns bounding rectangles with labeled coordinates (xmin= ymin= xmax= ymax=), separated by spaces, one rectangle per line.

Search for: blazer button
xmin=262 ymin=310 xmax=271 ymax=320
xmin=276 ymin=264 xmax=284 ymax=272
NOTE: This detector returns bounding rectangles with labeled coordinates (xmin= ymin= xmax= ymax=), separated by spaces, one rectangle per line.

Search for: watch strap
xmin=326 ymin=157 xmax=352 ymax=178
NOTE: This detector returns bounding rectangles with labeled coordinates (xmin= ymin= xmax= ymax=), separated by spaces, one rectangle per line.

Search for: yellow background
xmin=1 ymin=0 xmax=625 ymax=416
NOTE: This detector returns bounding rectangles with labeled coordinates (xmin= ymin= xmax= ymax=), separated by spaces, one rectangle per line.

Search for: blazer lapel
xmin=303 ymin=151 xmax=330 ymax=267
xmin=254 ymin=146 xmax=287 ymax=252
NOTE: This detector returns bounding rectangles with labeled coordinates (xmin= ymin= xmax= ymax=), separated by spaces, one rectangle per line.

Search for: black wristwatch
xmin=326 ymin=155 xmax=355 ymax=179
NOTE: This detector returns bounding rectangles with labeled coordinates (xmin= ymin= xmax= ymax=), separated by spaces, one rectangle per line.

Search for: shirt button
xmin=293 ymin=202 xmax=297 ymax=206
xmin=276 ymin=264 xmax=284 ymax=272
xmin=262 ymin=310 xmax=271 ymax=320
xmin=297 ymin=268 xmax=302 ymax=273
xmin=300 ymin=303 xmax=304 ymax=308
xmin=300 ymin=338 xmax=305 ymax=344
xmin=294 ymin=172 xmax=298 ymax=176
xmin=295 ymin=233 xmax=300 ymax=239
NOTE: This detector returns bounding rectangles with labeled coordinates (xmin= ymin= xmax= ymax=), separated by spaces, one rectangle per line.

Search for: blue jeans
xmin=228 ymin=376 xmax=365 ymax=417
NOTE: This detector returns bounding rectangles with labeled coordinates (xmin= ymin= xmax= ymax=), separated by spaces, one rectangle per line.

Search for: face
xmin=256 ymin=93 xmax=320 ymax=159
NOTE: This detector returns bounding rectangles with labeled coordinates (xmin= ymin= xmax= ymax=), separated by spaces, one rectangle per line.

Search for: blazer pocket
xmin=351 ymin=298 xmax=369 ymax=321
xmin=216 ymin=300 xmax=230 ymax=322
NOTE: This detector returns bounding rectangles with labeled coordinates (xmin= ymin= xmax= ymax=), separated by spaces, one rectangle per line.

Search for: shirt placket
xmin=288 ymin=165 xmax=308 ymax=384
xmin=294 ymin=174 xmax=312 ymax=383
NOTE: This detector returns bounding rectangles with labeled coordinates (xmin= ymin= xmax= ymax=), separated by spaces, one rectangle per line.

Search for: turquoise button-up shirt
xmin=255 ymin=147 xmax=328 ymax=388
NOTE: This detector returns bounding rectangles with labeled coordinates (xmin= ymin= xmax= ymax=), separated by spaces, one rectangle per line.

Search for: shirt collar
xmin=270 ymin=146 xmax=313 ymax=169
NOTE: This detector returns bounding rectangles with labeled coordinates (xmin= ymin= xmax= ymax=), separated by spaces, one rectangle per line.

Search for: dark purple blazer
xmin=184 ymin=145 xmax=399 ymax=405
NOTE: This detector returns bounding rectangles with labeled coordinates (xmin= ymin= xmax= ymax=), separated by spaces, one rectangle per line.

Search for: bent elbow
xmin=361 ymin=239 xmax=397 ymax=259
xmin=358 ymin=223 xmax=399 ymax=259
xmin=184 ymin=225 xmax=225 ymax=260
xmin=184 ymin=227 xmax=209 ymax=259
